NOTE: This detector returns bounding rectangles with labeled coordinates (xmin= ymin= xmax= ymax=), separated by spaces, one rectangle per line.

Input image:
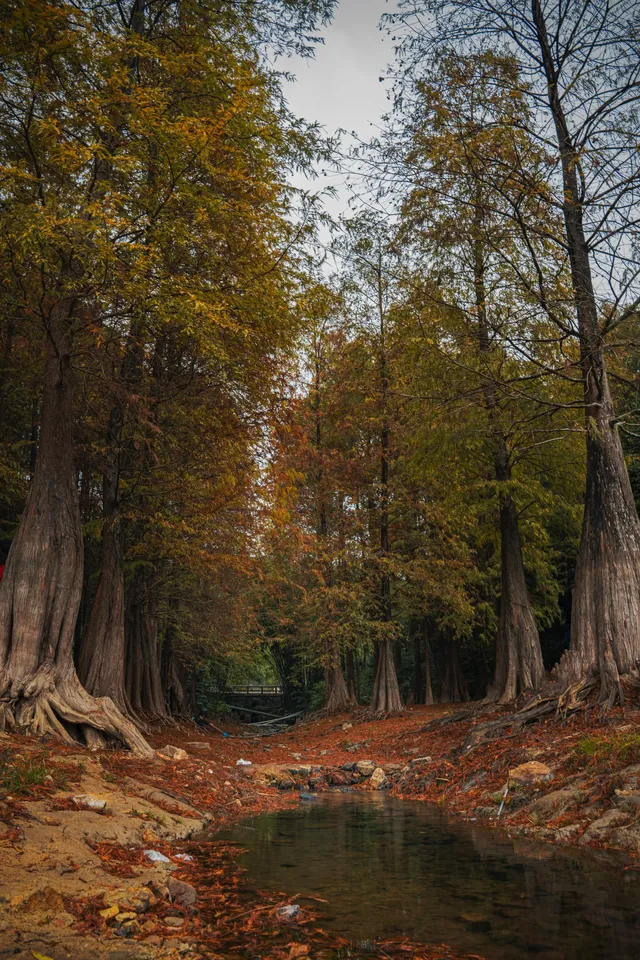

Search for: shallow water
xmin=216 ymin=792 xmax=640 ymax=960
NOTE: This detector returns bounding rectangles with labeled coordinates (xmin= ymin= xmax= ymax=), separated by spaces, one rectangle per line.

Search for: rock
xmin=341 ymin=761 xmax=356 ymax=771
xmin=164 ymin=916 xmax=185 ymax=928
xmin=579 ymin=808 xmax=630 ymax=844
xmin=342 ymin=722 xmax=353 ymax=731
xmin=614 ymin=789 xmax=640 ymax=813
xmin=115 ymin=919 xmax=141 ymax=938
xmin=168 ymin=878 xmax=197 ymax=907
xmin=328 ymin=770 xmax=354 ymax=786
xmin=287 ymin=764 xmax=312 ymax=777
xmin=24 ymin=886 xmax=66 ymax=914
xmin=527 ymin=789 xmax=575 ymax=816
xmin=147 ymin=880 xmax=171 ymax=900
xmin=276 ymin=904 xmax=300 ymax=920
xmin=72 ymin=793 xmax=107 ymax=813
xmin=356 ymin=760 xmax=376 ymax=777
xmin=100 ymin=905 xmax=120 ymax=920
xmin=144 ymin=849 xmax=171 ymax=863
xmin=508 ymin=761 xmax=553 ymax=785
xmin=299 ymin=792 xmax=316 ymax=801
xmin=115 ymin=911 xmax=137 ymax=923
xmin=370 ymin=767 xmax=387 ymax=789
xmin=185 ymin=742 xmax=211 ymax=751
xmin=409 ymin=755 xmax=432 ymax=765
xmin=157 ymin=745 xmax=189 ymax=761
xmin=381 ymin=763 xmax=403 ymax=775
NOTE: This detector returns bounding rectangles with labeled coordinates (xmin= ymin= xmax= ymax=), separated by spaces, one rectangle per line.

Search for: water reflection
xmin=216 ymin=793 xmax=640 ymax=960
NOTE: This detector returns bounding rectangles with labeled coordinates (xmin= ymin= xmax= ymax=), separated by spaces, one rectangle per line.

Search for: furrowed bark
xmin=474 ymin=218 xmax=544 ymax=702
xmin=0 ymin=295 xmax=151 ymax=754
xmin=533 ymin=0 xmax=640 ymax=704
xmin=370 ymin=637 xmax=403 ymax=713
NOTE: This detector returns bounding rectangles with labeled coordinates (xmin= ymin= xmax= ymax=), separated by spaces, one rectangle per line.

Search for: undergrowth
xmin=574 ymin=733 xmax=640 ymax=766
xmin=0 ymin=749 xmax=70 ymax=796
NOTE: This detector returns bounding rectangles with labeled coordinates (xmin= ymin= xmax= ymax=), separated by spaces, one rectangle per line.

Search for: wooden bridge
xmin=219 ymin=684 xmax=290 ymax=722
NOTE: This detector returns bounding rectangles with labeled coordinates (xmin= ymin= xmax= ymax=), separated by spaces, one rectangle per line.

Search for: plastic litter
xmin=235 ymin=759 xmax=252 ymax=766
xmin=144 ymin=849 xmax=171 ymax=863
xmin=174 ymin=853 xmax=194 ymax=862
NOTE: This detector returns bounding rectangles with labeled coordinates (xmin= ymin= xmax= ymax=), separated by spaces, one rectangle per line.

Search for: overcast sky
xmin=282 ymin=0 xmax=399 ymax=220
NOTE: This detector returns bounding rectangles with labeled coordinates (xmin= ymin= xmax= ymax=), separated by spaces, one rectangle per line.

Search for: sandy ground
xmin=2 ymin=701 xmax=640 ymax=959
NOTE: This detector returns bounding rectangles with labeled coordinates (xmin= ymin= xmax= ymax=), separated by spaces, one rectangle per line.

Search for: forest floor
xmin=3 ymin=700 xmax=640 ymax=960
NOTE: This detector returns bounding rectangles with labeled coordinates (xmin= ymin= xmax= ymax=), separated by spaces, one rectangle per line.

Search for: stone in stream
xmin=370 ymin=767 xmax=387 ymax=790
xmin=355 ymin=760 xmax=376 ymax=777
xmin=277 ymin=904 xmax=300 ymax=920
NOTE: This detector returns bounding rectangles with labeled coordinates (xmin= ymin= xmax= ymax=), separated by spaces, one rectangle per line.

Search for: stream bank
xmin=2 ymin=702 xmax=640 ymax=958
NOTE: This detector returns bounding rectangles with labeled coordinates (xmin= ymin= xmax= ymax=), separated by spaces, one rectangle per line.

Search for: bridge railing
xmin=225 ymin=685 xmax=282 ymax=695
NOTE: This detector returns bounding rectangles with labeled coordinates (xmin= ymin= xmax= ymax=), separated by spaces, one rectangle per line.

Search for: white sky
xmin=281 ymin=0 xmax=399 ymax=220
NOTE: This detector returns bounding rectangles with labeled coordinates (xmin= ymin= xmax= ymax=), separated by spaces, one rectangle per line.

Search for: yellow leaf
xmin=32 ymin=953 xmax=55 ymax=960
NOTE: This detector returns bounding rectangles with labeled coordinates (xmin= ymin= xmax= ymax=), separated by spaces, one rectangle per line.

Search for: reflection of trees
xmin=225 ymin=795 xmax=639 ymax=960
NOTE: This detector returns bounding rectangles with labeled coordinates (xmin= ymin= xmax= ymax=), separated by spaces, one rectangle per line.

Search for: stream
xmin=216 ymin=792 xmax=640 ymax=959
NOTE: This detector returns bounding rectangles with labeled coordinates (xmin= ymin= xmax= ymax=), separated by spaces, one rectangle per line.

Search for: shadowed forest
xmin=3 ymin=0 xmax=640 ymax=756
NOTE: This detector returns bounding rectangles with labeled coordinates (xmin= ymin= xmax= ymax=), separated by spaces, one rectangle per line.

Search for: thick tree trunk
xmin=370 ymin=638 xmax=403 ymax=713
xmin=125 ymin=573 xmax=167 ymax=716
xmin=439 ymin=635 xmax=469 ymax=704
xmin=325 ymin=662 xmax=353 ymax=713
xmin=78 ymin=461 xmax=128 ymax=712
xmin=487 ymin=495 xmax=545 ymax=703
xmin=532 ymin=0 xmax=640 ymax=703
xmin=0 ymin=301 xmax=150 ymax=754
xmin=161 ymin=632 xmax=188 ymax=715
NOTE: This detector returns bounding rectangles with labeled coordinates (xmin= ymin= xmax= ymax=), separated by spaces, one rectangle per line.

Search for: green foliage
xmin=0 ymin=752 xmax=69 ymax=796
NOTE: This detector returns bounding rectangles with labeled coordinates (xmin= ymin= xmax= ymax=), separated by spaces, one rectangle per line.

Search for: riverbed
xmin=217 ymin=792 xmax=640 ymax=960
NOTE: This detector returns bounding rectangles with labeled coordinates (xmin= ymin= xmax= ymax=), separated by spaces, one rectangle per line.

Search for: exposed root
xmin=0 ymin=675 xmax=154 ymax=756
xmin=462 ymin=678 xmax=596 ymax=751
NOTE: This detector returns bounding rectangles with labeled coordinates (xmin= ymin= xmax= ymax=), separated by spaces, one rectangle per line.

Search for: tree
xmin=391 ymin=0 xmax=640 ymax=704
xmin=0 ymin=0 xmax=333 ymax=747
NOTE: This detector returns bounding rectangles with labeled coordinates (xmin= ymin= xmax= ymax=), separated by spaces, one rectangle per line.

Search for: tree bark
xmin=125 ymin=572 xmax=167 ymax=716
xmin=473 ymin=215 xmax=544 ymax=702
xmin=0 ymin=297 xmax=150 ymax=753
xmin=161 ymin=630 xmax=188 ymax=716
xmin=423 ymin=619 xmax=434 ymax=705
xmin=533 ymin=0 xmax=640 ymax=703
xmin=325 ymin=663 xmax=353 ymax=713
xmin=413 ymin=630 xmax=424 ymax=703
xmin=370 ymin=637 xmax=403 ymax=713
xmin=78 ymin=440 xmax=128 ymax=712
xmin=439 ymin=635 xmax=469 ymax=703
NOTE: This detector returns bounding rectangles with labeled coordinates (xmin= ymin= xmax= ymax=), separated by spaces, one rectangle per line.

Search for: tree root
xmin=461 ymin=678 xmax=596 ymax=751
xmin=0 ymin=674 xmax=154 ymax=756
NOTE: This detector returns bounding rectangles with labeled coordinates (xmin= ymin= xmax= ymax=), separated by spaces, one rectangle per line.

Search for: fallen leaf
xmin=288 ymin=945 xmax=309 ymax=959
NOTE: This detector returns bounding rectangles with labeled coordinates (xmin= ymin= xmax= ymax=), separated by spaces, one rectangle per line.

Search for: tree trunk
xmin=125 ymin=572 xmax=167 ymax=717
xmin=78 ymin=452 xmax=128 ymax=712
xmin=473 ymin=214 xmax=544 ymax=702
xmin=487 ymin=495 xmax=545 ymax=703
xmin=423 ymin=620 xmax=434 ymax=705
xmin=370 ymin=638 xmax=403 ymax=713
xmin=161 ymin=631 xmax=188 ymax=716
xmin=413 ymin=630 xmax=424 ymax=704
xmin=325 ymin=663 xmax=353 ymax=713
xmin=439 ymin=635 xmax=469 ymax=703
xmin=533 ymin=0 xmax=640 ymax=704
xmin=346 ymin=648 xmax=357 ymax=702
xmin=0 ymin=299 xmax=150 ymax=754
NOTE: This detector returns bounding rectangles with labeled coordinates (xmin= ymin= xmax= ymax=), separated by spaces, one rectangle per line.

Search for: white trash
xmin=144 ymin=849 xmax=171 ymax=863
xmin=235 ymin=759 xmax=252 ymax=766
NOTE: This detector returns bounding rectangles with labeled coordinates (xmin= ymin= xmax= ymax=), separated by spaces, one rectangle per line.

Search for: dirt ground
xmin=3 ymin=701 xmax=640 ymax=960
